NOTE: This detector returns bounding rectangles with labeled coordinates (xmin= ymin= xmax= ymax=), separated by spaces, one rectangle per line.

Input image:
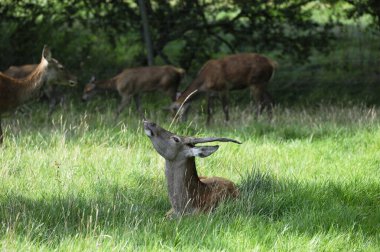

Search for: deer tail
xmin=269 ymin=59 xmax=278 ymax=81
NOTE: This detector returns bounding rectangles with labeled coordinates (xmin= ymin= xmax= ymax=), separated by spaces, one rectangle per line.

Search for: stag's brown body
xmin=0 ymin=46 xmax=58 ymax=144
xmin=172 ymin=53 xmax=276 ymax=123
xmin=4 ymin=64 xmax=36 ymax=79
xmin=4 ymin=62 xmax=77 ymax=116
xmin=0 ymin=63 xmax=47 ymax=113
xmin=164 ymin=159 xmax=239 ymax=217
xmin=144 ymin=120 xmax=240 ymax=218
xmin=82 ymin=65 xmax=185 ymax=117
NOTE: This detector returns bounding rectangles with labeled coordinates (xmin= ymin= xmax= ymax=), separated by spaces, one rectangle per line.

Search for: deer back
xmin=114 ymin=65 xmax=184 ymax=95
xmin=173 ymin=53 xmax=276 ymax=107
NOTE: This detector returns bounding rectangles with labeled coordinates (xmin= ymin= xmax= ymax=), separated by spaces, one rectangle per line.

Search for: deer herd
xmin=1 ymin=45 xmax=277 ymax=218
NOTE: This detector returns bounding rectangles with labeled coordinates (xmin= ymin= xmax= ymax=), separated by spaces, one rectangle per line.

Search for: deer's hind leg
xmin=220 ymin=92 xmax=229 ymax=122
xmin=206 ymin=94 xmax=215 ymax=125
xmin=133 ymin=94 xmax=142 ymax=115
xmin=251 ymin=84 xmax=273 ymax=117
xmin=115 ymin=95 xmax=132 ymax=119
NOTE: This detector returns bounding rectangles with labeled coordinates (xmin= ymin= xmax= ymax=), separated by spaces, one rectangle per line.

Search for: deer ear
xmin=189 ymin=145 xmax=219 ymax=158
xmin=42 ymin=45 xmax=52 ymax=61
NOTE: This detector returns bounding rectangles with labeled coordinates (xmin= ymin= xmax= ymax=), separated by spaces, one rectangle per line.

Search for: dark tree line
xmin=0 ymin=1 xmax=378 ymax=89
xmin=0 ymin=1 xmax=335 ymax=68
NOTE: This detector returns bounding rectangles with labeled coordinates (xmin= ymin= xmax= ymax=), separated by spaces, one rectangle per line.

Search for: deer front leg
xmin=133 ymin=94 xmax=143 ymax=116
xmin=250 ymin=85 xmax=264 ymax=118
xmin=220 ymin=93 xmax=229 ymax=122
xmin=115 ymin=95 xmax=131 ymax=120
xmin=262 ymin=90 xmax=274 ymax=119
xmin=206 ymin=94 xmax=214 ymax=125
xmin=48 ymin=96 xmax=59 ymax=117
xmin=166 ymin=87 xmax=178 ymax=102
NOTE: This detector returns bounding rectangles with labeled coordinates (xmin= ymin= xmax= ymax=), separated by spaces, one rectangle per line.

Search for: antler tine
xmin=184 ymin=137 xmax=242 ymax=145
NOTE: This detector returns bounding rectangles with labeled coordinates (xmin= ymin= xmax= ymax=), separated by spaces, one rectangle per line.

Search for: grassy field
xmin=1 ymin=101 xmax=380 ymax=251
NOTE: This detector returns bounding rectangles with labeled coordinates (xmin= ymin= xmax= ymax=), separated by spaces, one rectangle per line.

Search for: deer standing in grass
xmin=82 ymin=66 xmax=185 ymax=118
xmin=144 ymin=120 xmax=241 ymax=218
xmin=170 ymin=53 xmax=276 ymax=123
xmin=4 ymin=59 xmax=77 ymax=116
xmin=0 ymin=46 xmax=63 ymax=144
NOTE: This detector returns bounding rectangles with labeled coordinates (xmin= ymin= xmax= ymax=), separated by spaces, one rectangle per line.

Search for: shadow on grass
xmin=1 ymin=170 xmax=379 ymax=248
xmin=225 ymin=169 xmax=380 ymax=237
xmin=0 ymin=175 xmax=170 ymax=246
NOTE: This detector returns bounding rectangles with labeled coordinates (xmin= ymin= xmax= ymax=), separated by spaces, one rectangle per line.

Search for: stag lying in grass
xmin=170 ymin=53 xmax=276 ymax=123
xmin=4 ymin=59 xmax=77 ymax=116
xmin=82 ymin=65 xmax=185 ymax=118
xmin=144 ymin=120 xmax=241 ymax=218
xmin=0 ymin=46 xmax=63 ymax=144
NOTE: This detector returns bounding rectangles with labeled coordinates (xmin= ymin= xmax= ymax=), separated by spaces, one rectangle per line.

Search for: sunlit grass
xmin=0 ymin=101 xmax=379 ymax=251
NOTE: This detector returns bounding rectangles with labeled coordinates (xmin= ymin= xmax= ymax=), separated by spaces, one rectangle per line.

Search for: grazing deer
xmin=82 ymin=65 xmax=185 ymax=118
xmin=0 ymin=46 xmax=63 ymax=144
xmin=143 ymin=120 xmax=241 ymax=218
xmin=170 ymin=53 xmax=276 ymax=123
xmin=3 ymin=59 xmax=77 ymax=116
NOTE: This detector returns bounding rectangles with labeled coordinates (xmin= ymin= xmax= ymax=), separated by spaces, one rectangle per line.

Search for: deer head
xmin=42 ymin=46 xmax=77 ymax=87
xmin=143 ymin=120 xmax=241 ymax=161
xmin=47 ymin=59 xmax=77 ymax=86
xmin=81 ymin=76 xmax=97 ymax=101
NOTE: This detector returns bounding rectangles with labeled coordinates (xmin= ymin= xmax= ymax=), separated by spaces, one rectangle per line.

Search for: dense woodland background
xmin=0 ymin=0 xmax=379 ymax=105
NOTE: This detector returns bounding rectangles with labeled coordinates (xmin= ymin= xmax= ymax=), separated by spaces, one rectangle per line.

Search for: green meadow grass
xmin=1 ymin=101 xmax=379 ymax=251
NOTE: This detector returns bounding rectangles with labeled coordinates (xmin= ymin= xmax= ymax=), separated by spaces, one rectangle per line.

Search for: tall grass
xmin=1 ymin=102 xmax=379 ymax=251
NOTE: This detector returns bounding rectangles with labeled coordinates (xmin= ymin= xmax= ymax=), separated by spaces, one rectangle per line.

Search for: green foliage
xmin=0 ymin=1 xmax=379 ymax=104
xmin=0 ymin=1 xmax=334 ymax=69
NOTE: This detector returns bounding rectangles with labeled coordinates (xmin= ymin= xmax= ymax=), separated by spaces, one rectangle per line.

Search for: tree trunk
xmin=138 ymin=0 xmax=154 ymax=66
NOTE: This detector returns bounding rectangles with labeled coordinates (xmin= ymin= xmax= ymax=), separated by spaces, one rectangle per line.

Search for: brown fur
xmin=0 ymin=46 xmax=56 ymax=144
xmin=143 ymin=120 xmax=240 ymax=218
xmin=82 ymin=65 xmax=185 ymax=118
xmin=172 ymin=53 xmax=276 ymax=123
xmin=3 ymin=61 xmax=77 ymax=116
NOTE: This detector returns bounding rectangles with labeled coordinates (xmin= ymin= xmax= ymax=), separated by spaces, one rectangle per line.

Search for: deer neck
xmin=165 ymin=157 xmax=206 ymax=214
xmin=176 ymin=78 xmax=202 ymax=105
xmin=96 ymin=78 xmax=117 ymax=90
xmin=18 ymin=58 xmax=49 ymax=102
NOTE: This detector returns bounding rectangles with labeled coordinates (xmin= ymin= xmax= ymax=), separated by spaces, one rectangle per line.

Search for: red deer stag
xmin=4 ymin=60 xmax=77 ymax=116
xmin=82 ymin=65 xmax=185 ymax=118
xmin=144 ymin=120 xmax=240 ymax=218
xmin=0 ymin=46 xmax=63 ymax=144
xmin=170 ymin=53 xmax=276 ymax=123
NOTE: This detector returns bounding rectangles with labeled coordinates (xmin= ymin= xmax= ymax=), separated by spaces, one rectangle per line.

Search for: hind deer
xmin=4 ymin=59 xmax=77 ymax=116
xmin=0 ymin=46 xmax=64 ymax=144
xmin=170 ymin=53 xmax=276 ymax=124
xmin=143 ymin=120 xmax=241 ymax=218
xmin=82 ymin=65 xmax=185 ymax=119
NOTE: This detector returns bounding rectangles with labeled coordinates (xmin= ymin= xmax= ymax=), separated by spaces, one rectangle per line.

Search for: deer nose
xmin=142 ymin=120 xmax=156 ymax=128
xmin=69 ymin=80 xmax=77 ymax=86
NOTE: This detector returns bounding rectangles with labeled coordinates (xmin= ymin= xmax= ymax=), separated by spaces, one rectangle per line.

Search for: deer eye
xmin=171 ymin=136 xmax=180 ymax=143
